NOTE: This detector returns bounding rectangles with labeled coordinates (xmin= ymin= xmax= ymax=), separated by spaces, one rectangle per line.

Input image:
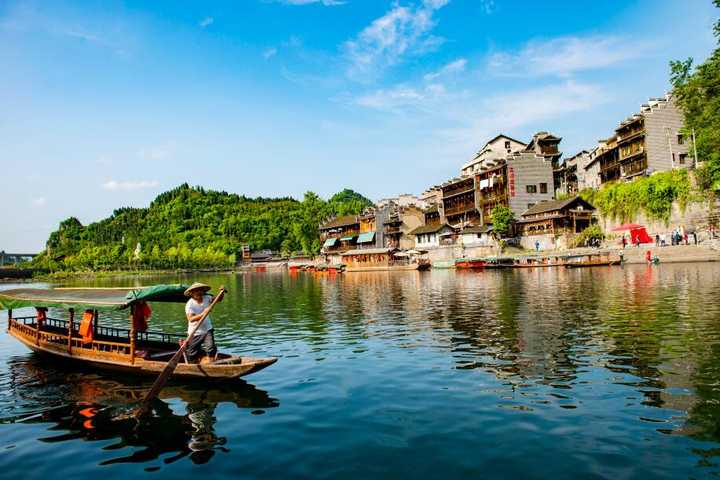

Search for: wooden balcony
xmin=444 ymin=204 xmax=477 ymax=217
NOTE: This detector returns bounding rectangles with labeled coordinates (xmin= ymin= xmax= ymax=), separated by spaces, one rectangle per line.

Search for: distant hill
xmin=34 ymin=184 xmax=373 ymax=271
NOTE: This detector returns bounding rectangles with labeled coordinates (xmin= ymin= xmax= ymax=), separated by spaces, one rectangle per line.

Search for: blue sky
xmin=1 ymin=0 xmax=717 ymax=251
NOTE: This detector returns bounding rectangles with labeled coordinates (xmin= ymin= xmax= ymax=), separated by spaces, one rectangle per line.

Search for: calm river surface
xmin=2 ymin=265 xmax=720 ymax=479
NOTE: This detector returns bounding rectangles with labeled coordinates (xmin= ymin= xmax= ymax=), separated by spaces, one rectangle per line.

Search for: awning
xmin=340 ymin=236 xmax=356 ymax=242
xmin=0 ymin=284 xmax=189 ymax=311
xmin=357 ymin=232 xmax=376 ymax=243
xmin=323 ymin=238 xmax=338 ymax=248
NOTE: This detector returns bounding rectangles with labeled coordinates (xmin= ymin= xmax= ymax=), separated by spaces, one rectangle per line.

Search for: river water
xmin=2 ymin=265 xmax=720 ymax=479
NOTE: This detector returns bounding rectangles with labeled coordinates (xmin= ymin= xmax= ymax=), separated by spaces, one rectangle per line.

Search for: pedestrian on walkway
xmin=622 ymin=235 xmax=627 ymax=249
xmin=655 ymin=234 xmax=660 ymax=247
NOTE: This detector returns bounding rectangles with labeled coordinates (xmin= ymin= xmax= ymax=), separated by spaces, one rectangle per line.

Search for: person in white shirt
xmin=184 ymin=283 xmax=224 ymax=362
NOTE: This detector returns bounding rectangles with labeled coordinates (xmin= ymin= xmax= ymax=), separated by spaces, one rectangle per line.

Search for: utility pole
xmin=692 ymin=128 xmax=699 ymax=167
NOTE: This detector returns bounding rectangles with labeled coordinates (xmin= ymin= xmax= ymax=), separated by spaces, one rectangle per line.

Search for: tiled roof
xmin=320 ymin=215 xmax=359 ymax=230
xmin=521 ymin=196 xmax=595 ymax=217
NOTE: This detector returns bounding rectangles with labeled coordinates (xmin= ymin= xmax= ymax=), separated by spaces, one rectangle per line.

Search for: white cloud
xmin=32 ymin=197 xmax=47 ymax=207
xmin=355 ymin=82 xmax=448 ymax=111
xmin=343 ymin=0 xmax=450 ymax=81
xmin=102 ymin=180 xmax=160 ymax=191
xmin=488 ymin=35 xmax=654 ymax=78
xmin=441 ymin=81 xmax=608 ymax=150
xmin=138 ymin=143 xmax=175 ymax=160
xmin=0 ymin=3 xmax=130 ymax=54
xmin=423 ymin=58 xmax=467 ymax=81
xmin=199 ymin=16 xmax=214 ymax=28
xmin=263 ymin=47 xmax=278 ymax=59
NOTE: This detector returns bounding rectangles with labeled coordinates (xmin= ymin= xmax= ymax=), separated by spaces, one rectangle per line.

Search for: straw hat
xmin=184 ymin=282 xmax=211 ymax=297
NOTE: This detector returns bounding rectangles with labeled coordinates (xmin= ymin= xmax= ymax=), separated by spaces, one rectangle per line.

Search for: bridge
xmin=0 ymin=251 xmax=38 ymax=266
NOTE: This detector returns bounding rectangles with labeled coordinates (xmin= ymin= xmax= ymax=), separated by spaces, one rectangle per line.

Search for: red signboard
xmin=508 ymin=167 xmax=515 ymax=197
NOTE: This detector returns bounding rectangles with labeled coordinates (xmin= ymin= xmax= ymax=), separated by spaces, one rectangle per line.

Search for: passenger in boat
xmin=184 ymin=283 xmax=224 ymax=362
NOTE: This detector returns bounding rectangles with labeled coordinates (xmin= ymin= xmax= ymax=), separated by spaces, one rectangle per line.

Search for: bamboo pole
xmin=135 ymin=286 xmax=226 ymax=418
xmin=67 ymin=308 xmax=74 ymax=353
xmin=7 ymin=309 xmax=12 ymax=333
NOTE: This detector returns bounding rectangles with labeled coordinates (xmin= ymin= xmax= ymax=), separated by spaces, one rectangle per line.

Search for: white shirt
xmin=185 ymin=295 xmax=214 ymax=336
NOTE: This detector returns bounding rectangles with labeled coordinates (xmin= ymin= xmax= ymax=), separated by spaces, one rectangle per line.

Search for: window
xmin=677 ymin=134 xmax=684 ymax=145
xmin=539 ymin=183 xmax=548 ymax=194
xmin=526 ymin=185 xmax=537 ymax=194
xmin=527 ymin=203 xmax=535 ymax=209
xmin=504 ymin=140 xmax=511 ymax=150
xmin=679 ymin=153 xmax=687 ymax=165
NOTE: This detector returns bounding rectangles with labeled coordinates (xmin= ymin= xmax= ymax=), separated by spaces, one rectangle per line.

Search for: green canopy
xmin=357 ymin=232 xmax=376 ymax=244
xmin=339 ymin=236 xmax=356 ymax=242
xmin=0 ymin=284 xmax=189 ymax=311
xmin=323 ymin=237 xmax=338 ymax=248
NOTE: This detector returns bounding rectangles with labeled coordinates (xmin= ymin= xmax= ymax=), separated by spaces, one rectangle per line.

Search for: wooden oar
xmin=134 ymin=286 xmax=226 ymax=418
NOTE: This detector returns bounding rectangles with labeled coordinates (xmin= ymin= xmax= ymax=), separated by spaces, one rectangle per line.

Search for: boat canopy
xmin=0 ymin=284 xmax=189 ymax=311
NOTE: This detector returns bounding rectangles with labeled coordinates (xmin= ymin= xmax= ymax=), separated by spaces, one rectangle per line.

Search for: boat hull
xmin=345 ymin=263 xmax=429 ymax=272
xmin=564 ymin=260 xmax=621 ymax=268
xmin=8 ymin=321 xmax=276 ymax=380
xmin=455 ymin=259 xmax=487 ymax=269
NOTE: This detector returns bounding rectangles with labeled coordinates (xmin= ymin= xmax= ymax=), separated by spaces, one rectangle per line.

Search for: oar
xmin=134 ymin=286 xmax=226 ymax=418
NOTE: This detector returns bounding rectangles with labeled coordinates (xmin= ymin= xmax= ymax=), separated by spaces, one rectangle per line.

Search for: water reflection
xmin=4 ymin=265 xmax=720 ymax=478
xmin=1 ymin=356 xmax=279 ymax=468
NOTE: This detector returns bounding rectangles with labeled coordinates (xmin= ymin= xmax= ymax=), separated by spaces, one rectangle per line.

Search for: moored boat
xmin=563 ymin=251 xmax=621 ymax=268
xmin=431 ymin=260 xmax=456 ymax=269
xmin=341 ymin=248 xmax=430 ymax=272
xmin=0 ymin=285 xmax=277 ymax=380
xmin=482 ymin=257 xmax=516 ymax=269
xmin=455 ymin=258 xmax=487 ymax=269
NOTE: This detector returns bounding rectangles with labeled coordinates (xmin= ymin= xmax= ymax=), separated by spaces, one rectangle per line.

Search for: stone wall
xmin=426 ymin=244 xmax=498 ymax=264
xmin=644 ymin=96 xmax=691 ymax=171
xmin=507 ymin=153 xmax=555 ymax=218
xmin=596 ymin=199 xmax=719 ymax=237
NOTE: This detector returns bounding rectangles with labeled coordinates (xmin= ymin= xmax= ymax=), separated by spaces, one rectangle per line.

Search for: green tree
xmin=490 ymin=205 xmax=515 ymax=237
xmin=32 ymin=184 xmax=371 ymax=271
xmin=670 ymin=0 xmax=720 ymax=191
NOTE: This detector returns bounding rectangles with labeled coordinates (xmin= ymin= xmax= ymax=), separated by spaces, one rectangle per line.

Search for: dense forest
xmin=33 ymin=184 xmax=372 ymax=271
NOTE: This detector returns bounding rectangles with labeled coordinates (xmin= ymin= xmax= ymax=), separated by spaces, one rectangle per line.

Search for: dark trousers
xmin=187 ymin=329 xmax=217 ymax=361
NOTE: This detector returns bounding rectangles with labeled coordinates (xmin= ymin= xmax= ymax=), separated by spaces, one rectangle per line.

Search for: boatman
xmin=184 ymin=283 xmax=225 ymax=363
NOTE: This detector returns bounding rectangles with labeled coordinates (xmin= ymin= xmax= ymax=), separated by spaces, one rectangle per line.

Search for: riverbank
xmin=7 ymin=267 xmax=239 ymax=283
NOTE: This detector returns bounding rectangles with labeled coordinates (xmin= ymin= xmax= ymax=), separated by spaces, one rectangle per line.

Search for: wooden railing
xmin=11 ymin=316 xmax=184 ymax=348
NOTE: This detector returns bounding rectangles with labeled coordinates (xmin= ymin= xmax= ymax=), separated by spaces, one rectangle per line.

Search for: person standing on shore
xmin=655 ymin=234 xmax=660 ymax=247
xmin=622 ymin=235 xmax=627 ymax=249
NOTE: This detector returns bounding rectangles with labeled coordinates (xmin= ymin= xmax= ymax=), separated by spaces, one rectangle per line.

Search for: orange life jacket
xmin=79 ymin=310 xmax=94 ymax=345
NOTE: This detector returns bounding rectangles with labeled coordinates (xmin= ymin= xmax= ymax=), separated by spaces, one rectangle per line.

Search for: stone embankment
xmin=611 ymin=242 xmax=720 ymax=265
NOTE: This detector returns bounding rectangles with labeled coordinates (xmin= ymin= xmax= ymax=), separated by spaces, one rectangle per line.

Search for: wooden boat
xmin=431 ymin=260 xmax=456 ymax=269
xmin=341 ymin=248 xmax=430 ymax=272
xmin=0 ymin=285 xmax=277 ymax=380
xmin=511 ymin=255 xmax=567 ymax=268
xmin=482 ymin=257 xmax=516 ymax=269
xmin=454 ymin=258 xmax=487 ymax=269
xmin=563 ymin=251 xmax=621 ymax=268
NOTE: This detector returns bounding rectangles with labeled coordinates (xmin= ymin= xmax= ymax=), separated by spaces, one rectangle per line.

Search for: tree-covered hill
xmin=34 ymin=184 xmax=373 ymax=271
